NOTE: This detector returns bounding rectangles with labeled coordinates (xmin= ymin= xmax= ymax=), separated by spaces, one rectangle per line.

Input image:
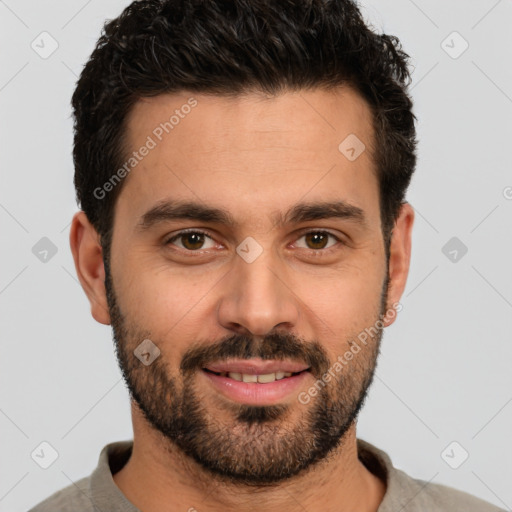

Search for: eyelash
xmin=164 ymin=228 xmax=344 ymax=256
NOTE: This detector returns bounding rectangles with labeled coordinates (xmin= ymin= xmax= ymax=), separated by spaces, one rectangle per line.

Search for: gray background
xmin=1 ymin=0 xmax=511 ymax=510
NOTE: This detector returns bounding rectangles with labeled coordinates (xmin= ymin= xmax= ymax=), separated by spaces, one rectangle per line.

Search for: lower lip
xmin=201 ymin=369 xmax=310 ymax=405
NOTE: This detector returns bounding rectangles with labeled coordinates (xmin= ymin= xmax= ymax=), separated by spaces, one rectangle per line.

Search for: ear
xmin=382 ymin=202 xmax=414 ymax=327
xmin=69 ymin=211 xmax=111 ymax=325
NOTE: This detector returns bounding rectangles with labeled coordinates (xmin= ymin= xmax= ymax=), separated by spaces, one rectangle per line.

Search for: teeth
xmin=221 ymin=371 xmax=296 ymax=383
xmin=257 ymin=373 xmax=276 ymax=383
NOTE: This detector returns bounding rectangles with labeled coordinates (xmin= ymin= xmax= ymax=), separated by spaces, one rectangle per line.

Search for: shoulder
xmin=27 ymin=440 xmax=135 ymax=512
xmin=27 ymin=476 xmax=95 ymax=512
xmin=391 ymin=467 xmax=507 ymax=512
xmin=356 ymin=438 xmax=506 ymax=512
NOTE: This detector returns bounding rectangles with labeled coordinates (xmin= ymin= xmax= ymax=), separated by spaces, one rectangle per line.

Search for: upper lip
xmin=204 ymin=358 xmax=310 ymax=375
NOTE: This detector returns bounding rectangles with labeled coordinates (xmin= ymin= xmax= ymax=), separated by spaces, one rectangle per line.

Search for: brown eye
xmin=305 ymin=232 xmax=329 ymax=249
xmin=166 ymin=230 xmax=215 ymax=251
xmin=180 ymin=232 xmax=205 ymax=250
xmin=296 ymin=231 xmax=340 ymax=251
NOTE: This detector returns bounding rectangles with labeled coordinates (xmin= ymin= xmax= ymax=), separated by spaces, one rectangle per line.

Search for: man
xmin=29 ymin=0 xmax=505 ymax=511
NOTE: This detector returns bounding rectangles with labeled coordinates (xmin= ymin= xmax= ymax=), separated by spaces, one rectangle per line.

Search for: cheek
xmin=115 ymin=260 xmax=219 ymax=336
xmin=301 ymin=269 xmax=384 ymax=353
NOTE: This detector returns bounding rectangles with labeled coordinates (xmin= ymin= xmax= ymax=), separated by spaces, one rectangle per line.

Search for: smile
xmin=201 ymin=367 xmax=311 ymax=405
xmin=203 ymin=368 xmax=306 ymax=383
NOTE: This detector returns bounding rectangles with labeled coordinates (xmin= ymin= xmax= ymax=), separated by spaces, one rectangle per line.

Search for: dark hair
xmin=72 ymin=0 xmax=417 ymax=265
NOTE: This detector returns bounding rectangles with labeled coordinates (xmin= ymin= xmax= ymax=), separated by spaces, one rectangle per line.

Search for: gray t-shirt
xmin=28 ymin=438 xmax=506 ymax=511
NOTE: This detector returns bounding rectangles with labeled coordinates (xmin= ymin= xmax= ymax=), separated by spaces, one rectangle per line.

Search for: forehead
xmin=115 ymin=87 xmax=379 ymax=232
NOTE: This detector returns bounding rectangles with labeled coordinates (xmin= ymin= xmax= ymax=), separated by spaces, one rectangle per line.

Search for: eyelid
xmin=164 ymin=228 xmax=345 ymax=253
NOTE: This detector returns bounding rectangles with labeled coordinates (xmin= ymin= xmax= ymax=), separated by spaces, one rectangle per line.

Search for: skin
xmin=70 ymin=87 xmax=414 ymax=512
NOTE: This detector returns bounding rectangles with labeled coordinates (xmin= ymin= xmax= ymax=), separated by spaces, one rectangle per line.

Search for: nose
xmin=216 ymin=247 xmax=300 ymax=336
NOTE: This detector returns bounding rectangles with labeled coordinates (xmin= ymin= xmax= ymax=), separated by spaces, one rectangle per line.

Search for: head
xmin=70 ymin=0 xmax=416 ymax=486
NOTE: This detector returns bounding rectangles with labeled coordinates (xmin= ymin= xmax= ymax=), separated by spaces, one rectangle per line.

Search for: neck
xmin=113 ymin=406 xmax=386 ymax=512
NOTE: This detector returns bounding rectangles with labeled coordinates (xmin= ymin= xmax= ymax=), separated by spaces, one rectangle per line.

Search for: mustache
xmin=180 ymin=331 xmax=330 ymax=378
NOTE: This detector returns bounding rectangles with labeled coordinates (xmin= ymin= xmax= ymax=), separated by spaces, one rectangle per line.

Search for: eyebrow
xmin=136 ymin=198 xmax=368 ymax=232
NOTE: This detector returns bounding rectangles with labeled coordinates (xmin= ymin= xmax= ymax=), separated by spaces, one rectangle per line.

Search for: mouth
xmin=200 ymin=361 xmax=311 ymax=405
xmin=202 ymin=368 xmax=309 ymax=383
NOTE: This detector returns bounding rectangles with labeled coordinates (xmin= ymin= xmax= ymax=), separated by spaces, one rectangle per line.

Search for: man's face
xmin=103 ymin=88 xmax=393 ymax=485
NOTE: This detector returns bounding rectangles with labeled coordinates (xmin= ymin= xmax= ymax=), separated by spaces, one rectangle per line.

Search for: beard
xmin=104 ymin=259 xmax=389 ymax=487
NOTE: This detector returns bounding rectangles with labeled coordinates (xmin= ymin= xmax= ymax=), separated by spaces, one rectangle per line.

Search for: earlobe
xmin=382 ymin=202 xmax=414 ymax=327
xmin=69 ymin=211 xmax=111 ymax=325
